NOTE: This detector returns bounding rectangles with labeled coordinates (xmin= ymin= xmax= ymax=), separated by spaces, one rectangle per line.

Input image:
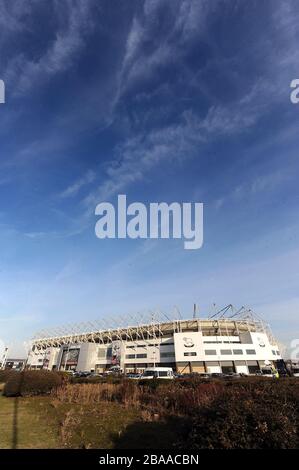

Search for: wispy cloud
xmin=0 ymin=0 xmax=30 ymax=35
xmin=81 ymin=0 xmax=299 ymax=210
xmin=113 ymin=0 xmax=218 ymax=109
xmin=0 ymin=0 xmax=298 ymax=354
xmin=83 ymin=115 xmax=204 ymax=206
xmin=83 ymin=78 xmax=275 ymax=207
xmin=59 ymin=169 xmax=96 ymax=199
xmin=3 ymin=0 xmax=97 ymax=95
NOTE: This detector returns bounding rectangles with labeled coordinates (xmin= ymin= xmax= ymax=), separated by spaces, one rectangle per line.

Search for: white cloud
xmin=113 ymin=0 xmax=218 ymax=108
xmin=87 ymin=1 xmax=299 ymax=209
xmin=3 ymin=0 xmax=96 ymax=95
xmin=83 ymin=76 xmax=276 ymax=208
xmin=0 ymin=0 xmax=31 ymax=34
xmin=59 ymin=169 xmax=96 ymax=199
xmin=83 ymin=115 xmax=205 ymax=207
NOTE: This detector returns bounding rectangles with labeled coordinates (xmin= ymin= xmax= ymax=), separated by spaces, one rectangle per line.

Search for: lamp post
xmin=1 ymin=347 xmax=8 ymax=370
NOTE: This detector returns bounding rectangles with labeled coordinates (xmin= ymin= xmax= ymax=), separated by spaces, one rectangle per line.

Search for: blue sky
xmin=0 ymin=0 xmax=298 ymax=356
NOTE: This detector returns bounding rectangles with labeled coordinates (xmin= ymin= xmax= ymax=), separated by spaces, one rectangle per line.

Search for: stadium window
xmin=246 ymin=349 xmax=256 ymax=355
xmin=125 ymin=354 xmax=135 ymax=359
xmin=184 ymin=352 xmax=197 ymax=356
xmin=205 ymin=350 xmax=217 ymax=355
xmin=272 ymin=350 xmax=276 ymax=355
xmin=136 ymin=354 xmax=147 ymax=358
xmin=106 ymin=348 xmax=112 ymax=358
xmin=160 ymin=352 xmax=175 ymax=358
xmin=220 ymin=350 xmax=232 ymax=355
xmin=233 ymin=349 xmax=243 ymax=355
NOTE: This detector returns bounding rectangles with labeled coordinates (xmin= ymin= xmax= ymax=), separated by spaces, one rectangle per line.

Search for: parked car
xmin=89 ymin=372 xmax=103 ymax=377
xmin=104 ymin=366 xmax=123 ymax=375
xmin=126 ymin=373 xmax=142 ymax=379
xmin=74 ymin=371 xmax=91 ymax=378
xmin=224 ymin=372 xmax=241 ymax=380
xmin=210 ymin=372 xmax=226 ymax=379
xmin=178 ymin=372 xmax=201 ymax=379
xmin=173 ymin=372 xmax=184 ymax=379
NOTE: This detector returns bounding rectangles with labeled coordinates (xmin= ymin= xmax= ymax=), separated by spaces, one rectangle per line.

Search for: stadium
xmin=27 ymin=305 xmax=282 ymax=375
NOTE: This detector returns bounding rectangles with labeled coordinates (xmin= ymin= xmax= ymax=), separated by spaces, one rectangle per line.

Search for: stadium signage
xmin=258 ymin=337 xmax=266 ymax=347
xmin=95 ymin=194 xmax=203 ymax=250
xmin=183 ymin=337 xmax=195 ymax=348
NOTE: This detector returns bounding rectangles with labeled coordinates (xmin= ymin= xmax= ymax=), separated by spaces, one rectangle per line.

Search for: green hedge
xmin=3 ymin=370 xmax=64 ymax=397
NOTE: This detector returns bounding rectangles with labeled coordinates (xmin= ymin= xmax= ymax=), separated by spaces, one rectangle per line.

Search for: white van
xmin=141 ymin=367 xmax=174 ymax=379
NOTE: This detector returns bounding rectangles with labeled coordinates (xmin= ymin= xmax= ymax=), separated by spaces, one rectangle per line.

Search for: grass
xmin=0 ymin=395 xmax=177 ymax=449
xmin=0 ymin=396 xmax=59 ymax=448
xmin=54 ymin=401 xmax=140 ymax=448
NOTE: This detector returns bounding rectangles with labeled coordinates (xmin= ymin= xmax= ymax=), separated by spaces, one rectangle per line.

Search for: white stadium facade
xmin=27 ymin=306 xmax=282 ymax=375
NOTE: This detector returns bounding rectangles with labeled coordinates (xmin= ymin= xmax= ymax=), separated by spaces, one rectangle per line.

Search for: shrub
xmin=3 ymin=370 xmax=64 ymax=397
xmin=52 ymin=378 xmax=224 ymax=415
xmin=70 ymin=375 xmax=123 ymax=385
xmin=2 ymin=372 xmax=23 ymax=396
xmin=0 ymin=369 xmax=17 ymax=384
xmin=181 ymin=380 xmax=299 ymax=449
xmin=71 ymin=376 xmax=105 ymax=385
xmin=53 ymin=382 xmax=121 ymax=403
xmin=50 ymin=376 xmax=299 ymax=449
